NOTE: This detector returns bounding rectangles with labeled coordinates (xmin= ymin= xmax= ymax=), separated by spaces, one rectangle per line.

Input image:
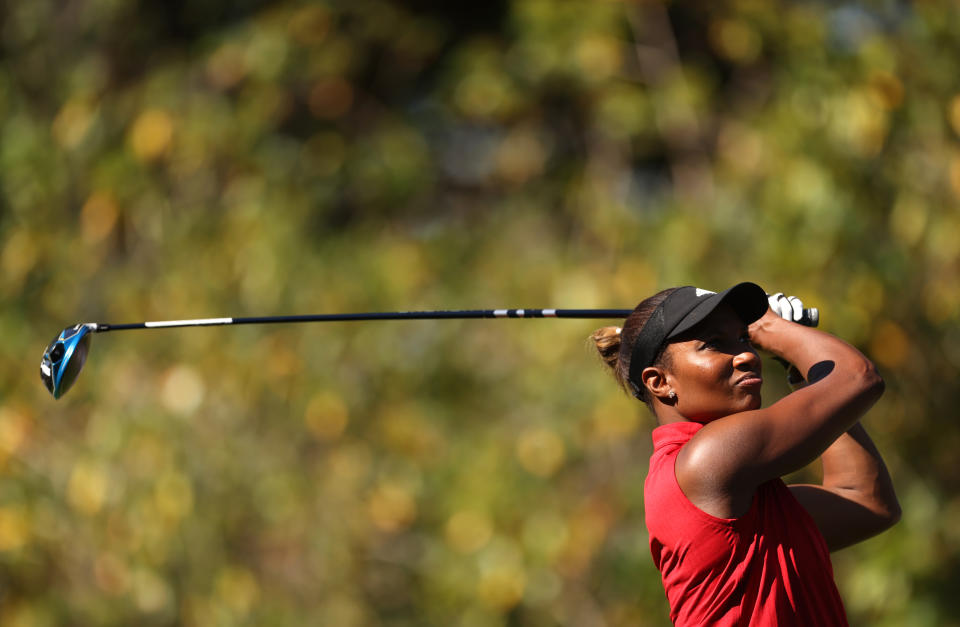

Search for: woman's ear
xmin=641 ymin=365 xmax=673 ymax=402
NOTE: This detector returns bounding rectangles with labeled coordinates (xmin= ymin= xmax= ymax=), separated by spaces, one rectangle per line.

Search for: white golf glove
xmin=766 ymin=292 xmax=814 ymax=388
xmin=767 ymin=293 xmax=805 ymax=323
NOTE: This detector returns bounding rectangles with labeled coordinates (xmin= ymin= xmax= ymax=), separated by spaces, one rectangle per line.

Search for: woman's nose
xmin=732 ymin=348 xmax=761 ymax=369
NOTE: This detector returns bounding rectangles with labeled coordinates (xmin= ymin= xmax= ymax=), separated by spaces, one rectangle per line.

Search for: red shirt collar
xmin=651 ymin=421 xmax=703 ymax=450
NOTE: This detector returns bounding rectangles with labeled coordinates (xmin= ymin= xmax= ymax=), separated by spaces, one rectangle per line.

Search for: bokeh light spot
xmin=160 ymin=365 xmax=206 ymax=415
xmin=574 ymin=35 xmax=621 ymax=79
xmin=367 ymin=482 xmax=417 ymax=532
xmin=1 ymin=231 xmax=39 ymax=293
xmin=924 ymin=278 xmax=960 ymax=324
xmin=304 ymin=391 xmax=349 ymax=442
xmin=594 ymin=84 xmax=650 ymax=140
xmin=81 ymin=191 xmax=119 ymax=244
xmin=830 ymin=89 xmax=888 ymax=156
xmin=207 ymin=43 xmax=248 ymax=90
xmin=709 ymin=19 xmax=762 ymax=63
xmin=455 ymin=71 xmax=512 ymax=119
xmin=129 ymin=109 xmax=174 ymax=162
xmin=477 ymin=539 xmax=526 ymax=611
xmin=516 ymin=427 xmax=566 ymax=478
xmin=67 ymin=461 xmax=110 ymax=516
xmin=496 ymin=127 xmax=546 ymax=183
xmin=870 ymin=320 xmax=909 ymax=369
xmin=378 ymin=404 xmax=441 ymax=461
xmin=869 ymin=71 xmax=903 ymax=110
xmin=288 ymin=5 xmax=331 ymax=46
xmin=949 ymin=153 xmax=960 ymax=200
xmin=445 ymin=510 xmax=493 ymax=554
xmin=216 ymin=566 xmax=260 ymax=616
xmin=586 ymin=399 xmax=639 ymax=445
xmin=717 ymin=122 xmax=765 ymax=177
xmin=52 ymin=99 xmax=96 ymax=149
xmin=133 ymin=568 xmax=173 ymax=613
xmin=94 ymin=553 xmax=130 ymax=596
xmin=0 ymin=506 xmax=30 ymax=551
xmin=0 ymin=407 xmax=32 ymax=464
xmin=949 ymin=94 xmax=960 ymax=137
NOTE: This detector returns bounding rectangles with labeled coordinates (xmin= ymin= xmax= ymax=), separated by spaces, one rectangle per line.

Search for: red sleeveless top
xmin=644 ymin=421 xmax=848 ymax=626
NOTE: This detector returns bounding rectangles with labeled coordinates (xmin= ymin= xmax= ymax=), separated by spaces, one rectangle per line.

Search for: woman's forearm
xmin=820 ymin=422 xmax=901 ymax=523
xmin=750 ymin=312 xmax=881 ymax=388
xmin=789 ymin=421 xmax=900 ymax=550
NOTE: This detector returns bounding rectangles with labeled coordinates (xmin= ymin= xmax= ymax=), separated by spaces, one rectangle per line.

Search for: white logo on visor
xmin=695 ymin=288 xmax=716 ymax=297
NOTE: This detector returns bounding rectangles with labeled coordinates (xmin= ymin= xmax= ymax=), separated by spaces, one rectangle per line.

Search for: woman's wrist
xmin=747 ymin=310 xmax=789 ymax=353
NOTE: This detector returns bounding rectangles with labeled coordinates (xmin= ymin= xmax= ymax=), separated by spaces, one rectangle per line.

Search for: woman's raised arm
xmin=789 ymin=421 xmax=900 ymax=551
xmin=675 ymin=309 xmax=886 ymax=517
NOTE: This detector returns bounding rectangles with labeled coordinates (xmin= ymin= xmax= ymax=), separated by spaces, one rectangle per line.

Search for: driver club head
xmin=40 ymin=324 xmax=93 ymax=399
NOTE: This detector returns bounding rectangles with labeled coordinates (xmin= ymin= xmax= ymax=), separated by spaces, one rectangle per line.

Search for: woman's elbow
xmin=871 ymin=499 xmax=902 ymax=536
xmin=873 ymin=476 xmax=901 ymax=532
xmin=886 ymin=500 xmax=903 ymax=528
xmin=858 ymin=361 xmax=885 ymax=403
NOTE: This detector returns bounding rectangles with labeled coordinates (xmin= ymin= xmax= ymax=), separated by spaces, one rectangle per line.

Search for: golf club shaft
xmin=91 ymin=309 xmax=635 ymax=332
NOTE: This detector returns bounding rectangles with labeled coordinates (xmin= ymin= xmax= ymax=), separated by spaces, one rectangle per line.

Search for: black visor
xmin=626 ymin=282 xmax=768 ymax=398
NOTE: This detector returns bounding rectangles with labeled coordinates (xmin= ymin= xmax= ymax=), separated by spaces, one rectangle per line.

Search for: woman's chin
xmin=735 ymin=388 xmax=763 ymax=412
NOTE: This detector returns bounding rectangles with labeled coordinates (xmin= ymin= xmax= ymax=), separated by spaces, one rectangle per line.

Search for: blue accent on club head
xmin=40 ymin=324 xmax=92 ymax=399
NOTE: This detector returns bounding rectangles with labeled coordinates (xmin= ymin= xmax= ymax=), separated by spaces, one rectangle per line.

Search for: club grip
xmin=799 ymin=308 xmax=819 ymax=327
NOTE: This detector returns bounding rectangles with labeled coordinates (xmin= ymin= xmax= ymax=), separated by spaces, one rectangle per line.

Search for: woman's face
xmin=661 ymin=303 xmax=763 ymax=423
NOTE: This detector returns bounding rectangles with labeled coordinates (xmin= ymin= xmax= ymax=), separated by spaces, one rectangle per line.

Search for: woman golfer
xmin=592 ymin=282 xmax=899 ymax=626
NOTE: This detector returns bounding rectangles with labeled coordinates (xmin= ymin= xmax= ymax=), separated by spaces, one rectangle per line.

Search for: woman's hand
xmin=747 ymin=307 xmax=793 ymax=355
xmin=754 ymin=293 xmax=811 ymax=386
xmin=767 ymin=292 xmax=807 ymax=323
xmin=748 ymin=292 xmax=819 ymax=364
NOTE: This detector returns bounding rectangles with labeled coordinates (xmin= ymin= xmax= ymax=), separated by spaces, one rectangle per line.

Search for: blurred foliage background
xmin=2 ymin=0 xmax=959 ymax=624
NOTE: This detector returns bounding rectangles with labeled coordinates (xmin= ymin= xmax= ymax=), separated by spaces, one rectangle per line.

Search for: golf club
xmin=40 ymin=306 xmax=818 ymax=399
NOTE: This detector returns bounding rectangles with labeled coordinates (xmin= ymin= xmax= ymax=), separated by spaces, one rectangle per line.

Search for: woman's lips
xmin=736 ymin=374 xmax=763 ymax=387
